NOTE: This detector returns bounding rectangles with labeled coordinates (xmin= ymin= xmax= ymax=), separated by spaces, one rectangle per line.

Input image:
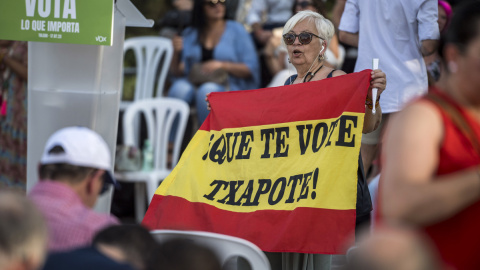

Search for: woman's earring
xmin=318 ymin=54 xmax=325 ymax=61
xmin=448 ymin=61 xmax=458 ymax=73
xmin=288 ymin=58 xmax=291 ymax=63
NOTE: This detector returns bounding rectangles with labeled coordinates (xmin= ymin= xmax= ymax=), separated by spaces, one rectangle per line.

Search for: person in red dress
xmin=379 ymin=2 xmax=480 ymax=269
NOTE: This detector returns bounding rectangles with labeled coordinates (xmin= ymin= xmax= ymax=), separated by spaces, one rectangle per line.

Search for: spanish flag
xmin=143 ymin=70 xmax=371 ymax=254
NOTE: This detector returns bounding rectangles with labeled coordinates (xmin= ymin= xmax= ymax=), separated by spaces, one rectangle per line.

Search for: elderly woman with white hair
xmin=277 ymin=10 xmax=386 ymax=270
xmin=208 ymin=10 xmax=387 ymax=270
xmin=282 ymin=10 xmax=385 ymax=132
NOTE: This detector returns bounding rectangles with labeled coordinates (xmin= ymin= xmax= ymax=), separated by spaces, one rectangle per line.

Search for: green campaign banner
xmin=0 ymin=0 xmax=114 ymax=46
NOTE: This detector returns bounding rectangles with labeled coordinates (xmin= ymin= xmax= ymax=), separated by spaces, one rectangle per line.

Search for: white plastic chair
xmin=151 ymin=230 xmax=271 ymax=270
xmin=121 ymin=36 xmax=173 ymax=111
xmin=114 ymin=97 xmax=189 ymax=223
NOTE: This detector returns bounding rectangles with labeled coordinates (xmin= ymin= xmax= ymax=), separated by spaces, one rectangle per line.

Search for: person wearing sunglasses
xmin=264 ymin=0 xmax=345 ymax=87
xmin=168 ymin=0 xmax=260 ymax=127
xmin=29 ymin=126 xmax=120 ymax=252
xmin=205 ymin=9 xmax=386 ymax=270
xmin=267 ymin=10 xmax=385 ymax=270
xmin=293 ymin=0 xmax=345 ymax=70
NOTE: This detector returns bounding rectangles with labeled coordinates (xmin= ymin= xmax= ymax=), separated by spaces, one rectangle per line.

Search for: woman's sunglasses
xmin=204 ymin=0 xmax=226 ymax=7
xmin=283 ymin=32 xmax=322 ymax=45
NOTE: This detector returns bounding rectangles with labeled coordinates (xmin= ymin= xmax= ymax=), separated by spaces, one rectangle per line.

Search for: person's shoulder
xmin=182 ymin=26 xmax=196 ymax=37
xmin=390 ymin=95 xmax=444 ymax=140
xmin=284 ymin=75 xmax=297 ymax=85
xmin=331 ymin=69 xmax=347 ymax=77
xmin=84 ymin=208 xmax=120 ymax=229
xmin=322 ymin=69 xmax=346 ymax=79
xmin=402 ymin=96 xmax=442 ymax=117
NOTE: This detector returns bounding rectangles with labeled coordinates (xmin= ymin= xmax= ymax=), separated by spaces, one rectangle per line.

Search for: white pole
xmin=371 ymin=58 xmax=379 ymax=114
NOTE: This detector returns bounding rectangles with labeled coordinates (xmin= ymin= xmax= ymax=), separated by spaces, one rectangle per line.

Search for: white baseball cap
xmin=40 ymin=126 xmax=117 ymax=187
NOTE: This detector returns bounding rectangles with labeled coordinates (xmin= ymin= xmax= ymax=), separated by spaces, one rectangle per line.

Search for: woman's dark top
xmin=284 ymin=70 xmax=373 ymax=223
xmin=201 ymin=45 xmax=214 ymax=62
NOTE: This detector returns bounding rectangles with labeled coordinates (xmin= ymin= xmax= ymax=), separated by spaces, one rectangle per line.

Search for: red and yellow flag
xmin=143 ymin=70 xmax=372 ymax=254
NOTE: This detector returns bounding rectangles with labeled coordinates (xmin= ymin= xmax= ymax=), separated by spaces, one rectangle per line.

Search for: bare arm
xmin=331 ymin=0 xmax=347 ymax=29
xmin=222 ymin=62 xmax=252 ymax=78
xmin=263 ymin=52 xmax=287 ymax=76
xmin=2 ymin=53 xmax=28 ymax=81
xmin=263 ymin=36 xmax=287 ymax=76
xmin=170 ymin=35 xmax=185 ymax=76
xmin=421 ymin=39 xmax=439 ymax=57
xmin=338 ymin=30 xmax=359 ymax=47
xmin=252 ymin=23 xmax=273 ymax=46
xmin=363 ymin=103 xmax=382 ymax=133
xmin=170 ymin=52 xmax=185 ymax=77
xmin=331 ymin=69 xmax=385 ymax=133
xmin=332 ymin=69 xmax=387 ymax=133
xmin=202 ymin=60 xmax=252 ymax=79
xmin=381 ymin=102 xmax=480 ymax=226
xmin=363 ymin=69 xmax=385 ymax=133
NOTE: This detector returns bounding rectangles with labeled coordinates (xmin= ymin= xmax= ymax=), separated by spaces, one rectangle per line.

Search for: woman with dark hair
xmin=168 ymin=0 xmax=260 ymax=126
xmin=380 ymin=2 xmax=480 ymax=269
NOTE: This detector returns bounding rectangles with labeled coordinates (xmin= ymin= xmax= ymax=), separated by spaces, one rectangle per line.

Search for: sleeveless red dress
xmin=377 ymin=88 xmax=480 ymax=269
xmin=419 ymin=88 xmax=480 ymax=270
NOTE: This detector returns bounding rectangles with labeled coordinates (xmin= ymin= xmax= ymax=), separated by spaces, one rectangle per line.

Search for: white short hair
xmin=282 ymin=10 xmax=335 ymax=47
xmin=0 ymin=192 xmax=48 ymax=269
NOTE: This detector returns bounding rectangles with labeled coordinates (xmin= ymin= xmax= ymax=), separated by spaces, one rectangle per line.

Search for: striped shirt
xmin=29 ymin=180 xmax=119 ymax=252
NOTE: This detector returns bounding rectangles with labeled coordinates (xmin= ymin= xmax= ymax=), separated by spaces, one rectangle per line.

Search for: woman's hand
xmin=367 ymin=69 xmax=386 ymax=99
xmin=172 ymin=35 xmax=183 ymax=53
xmin=205 ymin=93 xmax=211 ymax=111
xmin=201 ymin=60 xmax=225 ymax=74
xmin=363 ymin=69 xmax=385 ymax=133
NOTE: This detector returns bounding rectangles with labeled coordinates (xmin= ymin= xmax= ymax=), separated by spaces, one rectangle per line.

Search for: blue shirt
xmin=181 ymin=20 xmax=260 ymax=91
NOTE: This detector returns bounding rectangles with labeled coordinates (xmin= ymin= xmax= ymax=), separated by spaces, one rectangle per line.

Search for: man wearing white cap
xmin=29 ymin=126 xmax=120 ymax=252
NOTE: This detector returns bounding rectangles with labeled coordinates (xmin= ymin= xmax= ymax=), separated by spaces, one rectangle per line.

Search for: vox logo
xmin=95 ymin=36 xmax=107 ymax=42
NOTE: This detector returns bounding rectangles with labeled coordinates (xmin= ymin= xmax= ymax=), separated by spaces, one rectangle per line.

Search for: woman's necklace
xmin=303 ymin=64 xmax=324 ymax=83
